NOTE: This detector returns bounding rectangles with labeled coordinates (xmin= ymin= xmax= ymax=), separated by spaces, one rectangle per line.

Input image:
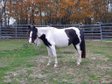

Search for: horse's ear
xmin=28 ymin=25 xmax=32 ymax=30
xmin=28 ymin=24 xmax=37 ymax=31
xmin=28 ymin=25 xmax=35 ymax=30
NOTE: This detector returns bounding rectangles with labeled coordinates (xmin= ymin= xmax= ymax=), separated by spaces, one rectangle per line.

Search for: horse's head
xmin=28 ymin=25 xmax=38 ymax=44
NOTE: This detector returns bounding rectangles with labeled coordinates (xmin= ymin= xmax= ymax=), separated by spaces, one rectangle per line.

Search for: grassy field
xmin=0 ymin=39 xmax=112 ymax=84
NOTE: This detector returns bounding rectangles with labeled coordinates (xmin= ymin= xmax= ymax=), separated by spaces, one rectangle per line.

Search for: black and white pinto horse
xmin=28 ymin=25 xmax=86 ymax=67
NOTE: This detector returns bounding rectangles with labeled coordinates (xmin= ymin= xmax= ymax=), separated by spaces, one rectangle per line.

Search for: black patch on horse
xmin=65 ymin=29 xmax=86 ymax=58
xmin=65 ymin=29 xmax=80 ymax=45
xmin=39 ymin=34 xmax=51 ymax=47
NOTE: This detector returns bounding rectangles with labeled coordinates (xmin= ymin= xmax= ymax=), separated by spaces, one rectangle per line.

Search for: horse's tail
xmin=80 ymin=31 xmax=86 ymax=58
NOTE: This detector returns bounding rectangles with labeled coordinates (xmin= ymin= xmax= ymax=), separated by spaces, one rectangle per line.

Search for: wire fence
xmin=0 ymin=23 xmax=112 ymax=40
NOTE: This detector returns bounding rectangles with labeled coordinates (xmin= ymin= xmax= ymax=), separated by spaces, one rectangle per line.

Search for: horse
xmin=28 ymin=25 xmax=86 ymax=67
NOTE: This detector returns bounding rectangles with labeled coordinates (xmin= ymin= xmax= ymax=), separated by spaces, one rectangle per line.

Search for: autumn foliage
xmin=5 ymin=0 xmax=111 ymax=24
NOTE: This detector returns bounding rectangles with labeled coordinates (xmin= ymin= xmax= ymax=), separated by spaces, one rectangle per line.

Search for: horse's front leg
xmin=50 ymin=45 xmax=58 ymax=68
xmin=47 ymin=47 xmax=52 ymax=66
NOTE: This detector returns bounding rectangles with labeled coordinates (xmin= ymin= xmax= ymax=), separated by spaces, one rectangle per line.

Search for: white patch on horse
xmin=50 ymin=28 xmax=69 ymax=47
xmin=29 ymin=31 xmax=33 ymax=43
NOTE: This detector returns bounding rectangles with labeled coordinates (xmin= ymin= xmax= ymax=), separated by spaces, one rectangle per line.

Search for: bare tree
xmin=1 ymin=0 xmax=8 ymax=27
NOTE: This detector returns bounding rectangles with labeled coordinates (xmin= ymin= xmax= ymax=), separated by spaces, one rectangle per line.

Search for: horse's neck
xmin=37 ymin=27 xmax=53 ymax=36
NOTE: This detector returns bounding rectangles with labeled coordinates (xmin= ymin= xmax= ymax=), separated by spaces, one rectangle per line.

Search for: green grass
xmin=0 ymin=39 xmax=47 ymax=84
xmin=0 ymin=39 xmax=112 ymax=84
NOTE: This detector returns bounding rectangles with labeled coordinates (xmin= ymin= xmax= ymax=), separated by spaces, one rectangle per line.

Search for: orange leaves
xmin=64 ymin=0 xmax=74 ymax=6
xmin=6 ymin=0 xmax=108 ymax=24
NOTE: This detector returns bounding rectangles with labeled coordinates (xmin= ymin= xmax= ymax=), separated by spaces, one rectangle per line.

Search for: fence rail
xmin=0 ymin=24 xmax=112 ymax=39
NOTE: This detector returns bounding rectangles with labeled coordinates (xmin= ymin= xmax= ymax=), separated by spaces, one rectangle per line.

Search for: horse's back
xmin=47 ymin=27 xmax=80 ymax=47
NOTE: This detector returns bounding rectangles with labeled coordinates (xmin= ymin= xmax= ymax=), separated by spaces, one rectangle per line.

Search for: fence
xmin=0 ymin=25 xmax=28 ymax=39
xmin=0 ymin=23 xmax=112 ymax=39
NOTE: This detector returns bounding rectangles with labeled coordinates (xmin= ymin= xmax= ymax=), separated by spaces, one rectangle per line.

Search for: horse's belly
xmin=53 ymin=32 xmax=69 ymax=47
xmin=55 ymin=40 xmax=68 ymax=47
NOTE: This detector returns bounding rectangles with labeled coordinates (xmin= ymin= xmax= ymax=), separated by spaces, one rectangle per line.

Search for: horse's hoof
xmin=77 ymin=63 xmax=80 ymax=66
xmin=47 ymin=63 xmax=50 ymax=66
xmin=54 ymin=64 xmax=58 ymax=68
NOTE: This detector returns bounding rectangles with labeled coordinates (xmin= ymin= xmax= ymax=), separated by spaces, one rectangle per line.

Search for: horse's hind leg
xmin=73 ymin=43 xmax=82 ymax=66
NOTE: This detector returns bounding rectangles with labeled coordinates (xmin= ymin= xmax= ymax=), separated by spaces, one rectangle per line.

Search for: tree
xmin=91 ymin=0 xmax=108 ymax=22
xmin=0 ymin=0 xmax=8 ymax=27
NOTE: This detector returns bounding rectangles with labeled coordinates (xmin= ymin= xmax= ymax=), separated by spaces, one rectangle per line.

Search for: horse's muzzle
xmin=28 ymin=37 xmax=32 ymax=43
